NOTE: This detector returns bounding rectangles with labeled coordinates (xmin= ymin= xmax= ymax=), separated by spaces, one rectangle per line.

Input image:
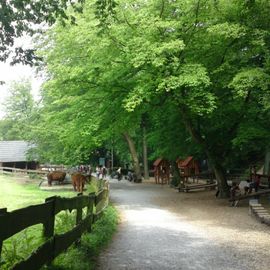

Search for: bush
xmin=46 ymin=205 xmax=118 ymax=270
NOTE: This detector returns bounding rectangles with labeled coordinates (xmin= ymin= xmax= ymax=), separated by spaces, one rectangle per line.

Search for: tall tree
xmin=0 ymin=78 xmax=35 ymax=140
xmin=109 ymin=0 xmax=270 ymax=197
xmin=32 ymin=0 xmax=270 ymax=197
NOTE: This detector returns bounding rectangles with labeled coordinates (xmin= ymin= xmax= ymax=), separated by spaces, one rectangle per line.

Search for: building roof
xmin=181 ymin=156 xmax=193 ymax=167
xmin=177 ymin=156 xmax=194 ymax=167
xmin=153 ymin=158 xmax=163 ymax=167
xmin=0 ymin=141 xmax=34 ymax=162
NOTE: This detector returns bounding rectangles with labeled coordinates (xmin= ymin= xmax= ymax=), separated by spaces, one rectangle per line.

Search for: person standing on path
xmin=117 ymin=167 xmax=122 ymax=181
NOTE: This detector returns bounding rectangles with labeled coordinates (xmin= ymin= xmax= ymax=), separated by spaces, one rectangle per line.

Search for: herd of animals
xmin=46 ymin=171 xmax=91 ymax=193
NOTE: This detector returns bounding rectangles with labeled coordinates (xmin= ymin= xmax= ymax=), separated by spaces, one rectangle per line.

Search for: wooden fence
xmin=0 ymin=180 xmax=109 ymax=270
xmin=0 ymin=166 xmax=49 ymax=176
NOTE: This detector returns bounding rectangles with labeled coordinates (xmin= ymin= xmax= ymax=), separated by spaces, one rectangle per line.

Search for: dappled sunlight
xmin=120 ymin=206 xmax=204 ymax=235
xmin=117 ymin=204 xmax=270 ymax=254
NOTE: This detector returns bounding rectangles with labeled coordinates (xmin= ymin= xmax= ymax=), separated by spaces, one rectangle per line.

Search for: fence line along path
xmin=0 ymin=180 xmax=109 ymax=270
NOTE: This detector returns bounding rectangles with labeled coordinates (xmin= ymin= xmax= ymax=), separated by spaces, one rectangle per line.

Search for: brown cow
xmin=71 ymin=173 xmax=90 ymax=193
xmin=47 ymin=171 xmax=66 ymax=186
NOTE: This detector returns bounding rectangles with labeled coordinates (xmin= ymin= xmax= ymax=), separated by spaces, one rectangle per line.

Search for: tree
xmin=27 ymin=1 xmax=144 ymax=176
xmin=103 ymin=0 xmax=270 ymax=196
xmin=0 ymin=78 xmax=35 ymax=140
xmin=0 ymin=0 xmax=119 ymax=65
xmin=31 ymin=0 xmax=270 ymax=197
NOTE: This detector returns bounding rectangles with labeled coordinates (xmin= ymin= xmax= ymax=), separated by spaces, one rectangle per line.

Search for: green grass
xmin=0 ymin=174 xmax=73 ymax=211
xmin=0 ymin=174 xmax=100 ymax=211
xmin=0 ymin=173 xmax=118 ymax=270
xmin=47 ymin=205 xmax=118 ymax=270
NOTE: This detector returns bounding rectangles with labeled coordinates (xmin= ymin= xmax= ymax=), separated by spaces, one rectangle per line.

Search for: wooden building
xmin=0 ymin=141 xmax=38 ymax=169
xmin=153 ymin=158 xmax=170 ymax=184
xmin=177 ymin=156 xmax=200 ymax=182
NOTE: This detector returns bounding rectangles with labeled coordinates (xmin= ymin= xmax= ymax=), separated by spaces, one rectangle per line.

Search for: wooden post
xmin=75 ymin=194 xmax=83 ymax=246
xmin=43 ymin=197 xmax=56 ymax=239
xmin=87 ymin=193 xmax=95 ymax=232
xmin=76 ymin=194 xmax=82 ymax=225
xmin=0 ymin=208 xmax=7 ymax=264
xmin=43 ymin=197 xmax=56 ymax=266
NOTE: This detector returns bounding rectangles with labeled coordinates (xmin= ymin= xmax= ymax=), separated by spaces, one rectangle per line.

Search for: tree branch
xmin=159 ymin=0 xmax=165 ymax=18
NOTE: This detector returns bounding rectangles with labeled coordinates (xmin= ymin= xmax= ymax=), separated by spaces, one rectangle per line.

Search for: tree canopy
xmin=1 ymin=0 xmax=270 ymax=197
xmin=0 ymin=79 xmax=34 ymax=140
xmin=0 ymin=0 xmax=118 ymax=64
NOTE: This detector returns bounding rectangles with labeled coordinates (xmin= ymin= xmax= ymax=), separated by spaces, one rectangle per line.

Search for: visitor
xmin=248 ymin=174 xmax=260 ymax=193
xmin=101 ymin=166 xmax=107 ymax=179
xmin=127 ymin=170 xmax=134 ymax=182
xmin=117 ymin=167 xmax=122 ymax=181
xmin=230 ymin=182 xmax=240 ymax=207
xmin=96 ymin=166 xmax=101 ymax=178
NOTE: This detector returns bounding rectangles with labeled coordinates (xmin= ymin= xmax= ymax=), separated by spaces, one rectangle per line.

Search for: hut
xmin=0 ymin=140 xmax=38 ymax=170
xmin=177 ymin=156 xmax=200 ymax=182
xmin=153 ymin=158 xmax=170 ymax=184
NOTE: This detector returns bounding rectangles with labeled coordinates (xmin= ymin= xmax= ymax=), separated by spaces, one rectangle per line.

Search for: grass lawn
xmin=0 ymin=173 xmax=98 ymax=211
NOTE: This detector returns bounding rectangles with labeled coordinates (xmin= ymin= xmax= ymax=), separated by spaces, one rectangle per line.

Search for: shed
xmin=153 ymin=158 xmax=170 ymax=184
xmin=0 ymin=140 xmax=38 ymax=169
xmin=177 ymin=156 xmax=200 ymax=181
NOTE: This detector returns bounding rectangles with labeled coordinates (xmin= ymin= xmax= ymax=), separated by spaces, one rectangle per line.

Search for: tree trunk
xmin=142 ymin=125 xmax=149 ymax=180
xmin=171 ymin=161 xmax=184 ymax=188
xmin=205 ymin=149 xmax=230 ymax=198
xmin=179 ymin=107 xmax=230 ymax=198
xmin=123 ymin=132 xmax=142 ymax=183
xmin=263 ymin=150 xmax=270 ymax=175
xmin=214 ymin=166 xmax=230 ymax=198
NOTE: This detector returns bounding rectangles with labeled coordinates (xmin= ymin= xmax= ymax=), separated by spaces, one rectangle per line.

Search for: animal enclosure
xmin=0 ymin=180 xmax=109 ymax=270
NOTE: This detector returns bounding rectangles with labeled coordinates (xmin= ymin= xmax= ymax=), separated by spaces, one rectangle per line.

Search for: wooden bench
xmin=178 ymin=183 xmax=217 ymax=192
xmin=229 ymin=189 xmax=270 ymax=202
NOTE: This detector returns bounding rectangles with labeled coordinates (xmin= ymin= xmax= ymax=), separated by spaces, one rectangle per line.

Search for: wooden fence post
xmin=43 ymin=197 xmax=56 ymax=239
xmin=0 ymin=208 xmax=7 ymax=264
xmin=87 ymin=193 xmax=95 ymax=233
xmin=75 ymin=193 xmax=83 ymax=246
xmin=76 ymin=193 xmax=83 ymax=225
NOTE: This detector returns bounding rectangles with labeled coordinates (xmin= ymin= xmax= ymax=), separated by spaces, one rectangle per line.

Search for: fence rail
xmin=0 ymin=180 xmax=109 ymax=270
xmin=0 ymin=166 xmax=49 ymax=175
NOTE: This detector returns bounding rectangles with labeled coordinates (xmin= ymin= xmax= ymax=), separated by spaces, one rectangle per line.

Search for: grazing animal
xmin=47 ymin=171 xmax=66 ymax=186
xmin=71 ymin=173 xmax=90 ymax=193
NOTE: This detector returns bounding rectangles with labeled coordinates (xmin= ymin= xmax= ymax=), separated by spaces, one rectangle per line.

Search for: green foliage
xmin=49 ymin=206 xmax=118 ymax=270
xmin=16 ymin=0 xmax=270 ymax=185
xmin=82 ymin=205 xmax=118 ymax=256
xmin=0 ymin=78 xmax=35 ymax=140
xmin=0 ymin=0 xmax=85 ymax=64
xmin=207 ymin=22 xmax=246 ymax=39
xmin=230 ymin=68 xmax=270 ymax=97
xmin=1 ymin=225 xmax=44 ymax=270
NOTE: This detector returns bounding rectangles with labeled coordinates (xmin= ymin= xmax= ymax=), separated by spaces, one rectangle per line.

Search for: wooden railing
xmin=0 ymin=166 xmax=49 ymax=176
xmin=0 ymin=180 xmax=109 ymax=270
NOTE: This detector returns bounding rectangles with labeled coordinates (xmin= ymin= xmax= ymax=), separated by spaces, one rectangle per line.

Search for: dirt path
xmin=97 ymin=179 xmax=270 ymax=270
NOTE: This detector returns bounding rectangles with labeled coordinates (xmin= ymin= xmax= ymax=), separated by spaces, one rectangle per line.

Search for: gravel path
xmin=97 ymin=179 xmax=270 ymax=270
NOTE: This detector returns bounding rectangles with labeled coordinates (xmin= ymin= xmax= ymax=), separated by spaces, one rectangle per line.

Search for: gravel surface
xmin=97 ymin=179 xmax=270 ymax=270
